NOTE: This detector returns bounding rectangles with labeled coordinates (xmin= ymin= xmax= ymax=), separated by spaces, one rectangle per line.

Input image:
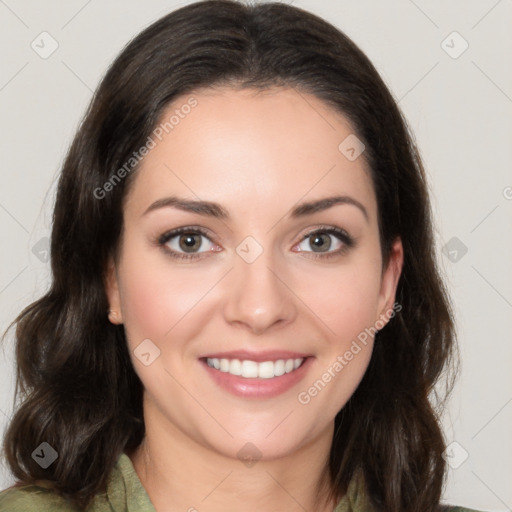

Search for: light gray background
xmin=0 ymin=1 xmax=511 ymax=510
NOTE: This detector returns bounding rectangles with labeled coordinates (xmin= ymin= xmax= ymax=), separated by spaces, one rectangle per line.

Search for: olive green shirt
xmin=0 ymin=453 xmax=483 ymax=511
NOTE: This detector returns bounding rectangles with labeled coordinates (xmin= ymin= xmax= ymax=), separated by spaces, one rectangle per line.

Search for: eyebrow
xmin=142 ymin=194 xmax=369 ymax=223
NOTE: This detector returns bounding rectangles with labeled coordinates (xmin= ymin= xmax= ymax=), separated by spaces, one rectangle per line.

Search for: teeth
xmin=206 ymin=357 xmax=304 ymax=378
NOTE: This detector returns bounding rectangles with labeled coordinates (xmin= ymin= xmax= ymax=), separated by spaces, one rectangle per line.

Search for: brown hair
xmin=1 ymin=1 xmax=458 ymax=510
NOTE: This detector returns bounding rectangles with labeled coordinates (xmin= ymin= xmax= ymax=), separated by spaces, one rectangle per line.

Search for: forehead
xmin=125 ymin=86 xmax=376 ymax=223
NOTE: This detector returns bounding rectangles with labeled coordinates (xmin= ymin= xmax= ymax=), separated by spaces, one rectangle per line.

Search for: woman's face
xmin=106 ymin=86 xmax=403 ymax=460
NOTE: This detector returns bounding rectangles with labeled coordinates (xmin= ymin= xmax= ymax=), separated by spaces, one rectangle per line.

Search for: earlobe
xmin=107 ymin=309 xmax=121 ymax=324
xmin=104 ymin=257 xmax=123 ymax=324
xmin=377 ymin=237 xmax=404 ymax=325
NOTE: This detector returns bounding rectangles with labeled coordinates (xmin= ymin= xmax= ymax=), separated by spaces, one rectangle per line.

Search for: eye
xmin=295 ymin=227 xmax=355 ymax=259
xmin=158 ymin=227 xmax=219 ymax=260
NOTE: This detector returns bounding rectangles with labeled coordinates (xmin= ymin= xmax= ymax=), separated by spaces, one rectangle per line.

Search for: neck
xmin=128 ymin=398 xmax=341 ymax=512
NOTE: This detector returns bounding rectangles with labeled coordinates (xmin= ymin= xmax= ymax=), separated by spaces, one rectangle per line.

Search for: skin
xmin=105 ymin=86 xmax=403 ymax=512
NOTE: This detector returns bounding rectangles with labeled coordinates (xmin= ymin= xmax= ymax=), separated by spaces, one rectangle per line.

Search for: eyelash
xmin=156 ymin=225 xmax=356 ymax=261
xmin=156 ymin=226 xmax=216 ymax=261
xmin=300 ymin=226 xmax=355 ymax=260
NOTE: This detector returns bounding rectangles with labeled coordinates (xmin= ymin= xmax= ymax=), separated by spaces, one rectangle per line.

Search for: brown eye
xmin=158 ymin=227 xmax=218 ymax=260
xmin=295 ymin=227 xmax=355 ymax=259
xmin=178 ymin=233 xmax=203 ymax=252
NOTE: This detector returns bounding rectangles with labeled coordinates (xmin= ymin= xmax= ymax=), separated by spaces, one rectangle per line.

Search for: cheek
xmin=297 ymin=264 xmax=380 ymax=416
xmin=297 ymin=255 xmax=383 ymax=345
xmin=116 ymin=240 xmax=210 ymax=346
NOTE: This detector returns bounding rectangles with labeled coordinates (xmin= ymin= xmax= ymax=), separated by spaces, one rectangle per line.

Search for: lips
xmin=199 ymin=350 xmax=314 ymax=399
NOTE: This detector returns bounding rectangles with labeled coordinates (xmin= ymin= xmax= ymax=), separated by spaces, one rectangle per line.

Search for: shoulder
xmin=0 ymin=453 xmax=155 ymax=512
xmin=0 ymin=482 xmax=81 ymax=511
xmin=335 ymin=469 xmax=486 ymax=512
xmin=337 ymin=469 xmax=486 ymax=512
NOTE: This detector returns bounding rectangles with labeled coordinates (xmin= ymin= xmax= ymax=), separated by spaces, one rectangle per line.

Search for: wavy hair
xmin=2 ymin=1 xmax=458 ymax=510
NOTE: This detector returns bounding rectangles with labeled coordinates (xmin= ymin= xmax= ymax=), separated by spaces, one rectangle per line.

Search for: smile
xmin=206 ymin=357 xmax=304 ymax=379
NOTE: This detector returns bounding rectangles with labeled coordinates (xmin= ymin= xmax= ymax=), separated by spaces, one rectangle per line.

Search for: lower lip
xmin=200 ymin=357 xmax=314 ymax=399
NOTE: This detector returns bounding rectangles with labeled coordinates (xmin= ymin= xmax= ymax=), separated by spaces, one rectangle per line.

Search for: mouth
xmin=199 ymin=351 xmax=314 ymax=399
xmin=204 ymin=356 xmax=305 ymax=379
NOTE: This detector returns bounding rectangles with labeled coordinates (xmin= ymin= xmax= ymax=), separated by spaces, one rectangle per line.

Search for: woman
xmin=0 ymin=1 xmax=484 ymax=511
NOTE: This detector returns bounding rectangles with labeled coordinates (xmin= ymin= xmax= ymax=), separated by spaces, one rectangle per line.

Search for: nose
xmin=222 ymin=248 xmax=297 ymax=335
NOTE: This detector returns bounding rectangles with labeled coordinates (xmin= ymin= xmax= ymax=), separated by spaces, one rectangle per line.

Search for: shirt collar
xmin=107 ymin=452 xmax=370 ymax=512
xmin=106 ymin=453 xmax=156 ymax=511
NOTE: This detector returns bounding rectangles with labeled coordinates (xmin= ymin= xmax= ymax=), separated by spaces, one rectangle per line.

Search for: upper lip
xmin=200 ymin=350 xmax=312 ymax=363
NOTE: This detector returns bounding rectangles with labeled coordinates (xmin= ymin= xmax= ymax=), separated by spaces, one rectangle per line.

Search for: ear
xmin=376 ymin=237 xmax=403 ymax=326
xmin=104 ymin=256 xmax=123 ymax=325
